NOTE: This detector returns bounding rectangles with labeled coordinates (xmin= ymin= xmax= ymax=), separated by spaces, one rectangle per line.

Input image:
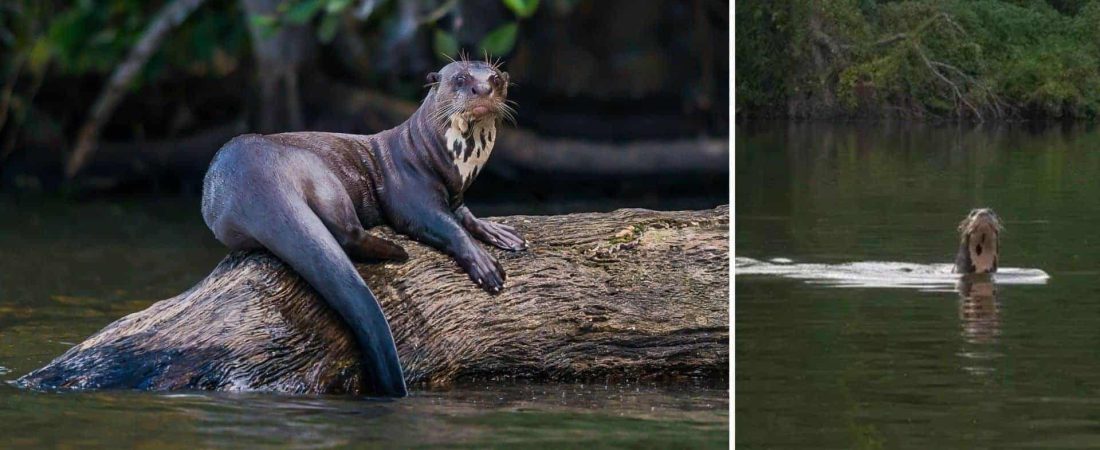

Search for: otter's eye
xmin=489 ymin=74 xmax=501 ymax=85
xmin=454 ymin=74 xmax=467 ymax=84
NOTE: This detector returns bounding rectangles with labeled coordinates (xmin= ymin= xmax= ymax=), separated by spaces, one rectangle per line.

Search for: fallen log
xmin=18 ymin=206 xmax=729 ymax=395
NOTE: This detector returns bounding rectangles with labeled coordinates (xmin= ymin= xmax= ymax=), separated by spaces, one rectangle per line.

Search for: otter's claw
xmin=458 ymin=246 xmax=506 ymax=293
xmin=469 ymin=219 xmax=527 ymax=252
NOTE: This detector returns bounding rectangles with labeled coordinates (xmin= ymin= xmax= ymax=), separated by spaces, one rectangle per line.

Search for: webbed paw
xmin=457 ymin=246 xmax=506 ymax=293
xmin=469 ymin=219 xmax=527 ymax=252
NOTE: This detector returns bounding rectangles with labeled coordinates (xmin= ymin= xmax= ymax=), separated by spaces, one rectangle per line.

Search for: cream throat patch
xmin=444 ymin=113 xmax=497 ymax=187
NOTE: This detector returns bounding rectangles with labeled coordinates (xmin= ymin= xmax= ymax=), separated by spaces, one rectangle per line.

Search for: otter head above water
xmin=424 ymin=57 xmax=515 ymax=187
xmin=954 ymin=208 xmax=1003 ymax=274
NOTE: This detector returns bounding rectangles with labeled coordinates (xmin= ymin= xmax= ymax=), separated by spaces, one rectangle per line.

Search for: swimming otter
xmin=200 ymin=58 xmax=524 ymax=397
xmin=953 ymin=208 xmax=1002 ymax=274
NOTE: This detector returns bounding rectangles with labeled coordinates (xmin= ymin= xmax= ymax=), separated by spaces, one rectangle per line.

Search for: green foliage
xmin=263 ymin=0 xmax=537 ymax=56
xmin=251 ymin=0 xmax=359 ymax=43
xmin=503 ymin=0 xmax=540 ymax=18
xmin=433 ymin=28 xmax=459 ymax=60
xmin=739 ymin=0 xmax=1100 ymax=120
xmin=433 ymin=0 xmax=539 ymax=60
xmin=283 ymin=0 xmax=324 ymax=24
xmin=734 ymin=0 xmax=798 ymax=110
xmin=478 ymin=23 xmax=518 ymax=56
xmin=45 ymin=0 xmax=151 ymax=74
xmin=316 ymin=11 xmax=340 ymax=42
xmin=249 ymin=13 xmax=278 ymax=36
xmin=0 ymin=0 xmax=541 ymax=90
xmin=6 ymin=0 xmax=247 ymax=77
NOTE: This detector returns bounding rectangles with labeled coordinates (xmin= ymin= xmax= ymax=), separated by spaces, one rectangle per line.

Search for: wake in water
xmin=736 ymin=257 xmax=1050 ymax=292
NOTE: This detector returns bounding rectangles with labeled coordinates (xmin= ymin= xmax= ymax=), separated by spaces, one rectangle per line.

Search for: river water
xmin=736 ymin=122 xmax=1100 ymax=448
xmin=0 ymin=196 xmax=728 ymax=448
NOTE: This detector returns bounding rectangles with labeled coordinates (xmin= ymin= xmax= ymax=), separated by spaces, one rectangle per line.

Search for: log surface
xmin=18 ymin=206 xmax=730 ymax=395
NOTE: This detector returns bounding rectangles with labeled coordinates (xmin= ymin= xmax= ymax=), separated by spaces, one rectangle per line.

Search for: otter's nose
xmin=471 ymin=82 xmax=492 ymax=97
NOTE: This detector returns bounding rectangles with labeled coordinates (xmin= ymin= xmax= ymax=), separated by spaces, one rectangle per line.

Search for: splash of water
xmin=736 ymin=257 xmax=1050 ymax=292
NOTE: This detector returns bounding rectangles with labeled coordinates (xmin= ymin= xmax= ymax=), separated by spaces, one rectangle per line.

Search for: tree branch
xmin=915 ymin=45 xmax=982 ymax=121
xmin=65 ymin=0 xmax=208 ymax=179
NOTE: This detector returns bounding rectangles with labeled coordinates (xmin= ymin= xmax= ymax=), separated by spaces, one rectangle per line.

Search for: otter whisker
xmin=431 ymin=107 xmax=456 ymax=128
xmin=439 ymin=109 xmax=461 ymax=126
xmin=428 ymin=105 xmax=448 ymax=124
xmin=432 ymin=102 xmax=463 ymax=128
xmin=497 ymin=104 xmax=517 ymax=126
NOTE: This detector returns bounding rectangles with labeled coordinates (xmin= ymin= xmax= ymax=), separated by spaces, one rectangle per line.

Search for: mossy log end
xmin=18 ymin=206 xmax=730 ymax=395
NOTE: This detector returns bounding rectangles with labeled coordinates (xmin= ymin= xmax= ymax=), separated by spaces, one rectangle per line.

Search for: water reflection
xmin=0 ymin=383 xmax=727 ymax=448
xmin=956 ymin=275 xmax=1000 ymax=345
xmin=955 ymin=275 xmax=1004 ymax=379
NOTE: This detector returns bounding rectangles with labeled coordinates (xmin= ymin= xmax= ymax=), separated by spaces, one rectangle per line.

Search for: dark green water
xmin=0 ymin=197 xmax=727 ymax=449
xmin=736 ymin=122 xmax=1100 ymax=449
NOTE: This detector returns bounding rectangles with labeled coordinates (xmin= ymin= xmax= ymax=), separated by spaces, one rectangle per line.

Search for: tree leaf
xmin=285 ymin=0 xmax=323 ymax=25
xmin=434 ymin=28 xmax=459 ymax=60
xmin=324 ymin=0 xmax=354 ymax=14
xmin=28 ymin=37 xmax=53 ymax=73
xmin=354 ymin=0 xmax=384 ymax=20
xmin=317 ymin=12 xmax=340 ymax=43
xmin=249 ymin=14 xmax=278 ymax=30
xmin=501 ymin=0 xmax=539 ymax=18
xmin=249 ymin=14 xmax=280 ymax=38
xmin=478 ymin=23 xmax=518 ymax=56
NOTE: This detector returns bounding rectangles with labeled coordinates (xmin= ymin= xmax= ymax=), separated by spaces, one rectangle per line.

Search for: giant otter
xmin=953 ymin=208 xmax=1002 ymax=274
xmin=200 ymin=58 xmax=525 ymax=397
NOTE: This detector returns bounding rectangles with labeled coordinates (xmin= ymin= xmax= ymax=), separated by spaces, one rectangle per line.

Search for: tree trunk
xmin=240 ymin=0 xmax=314 ymax=132
xmin=18 ymin=206 xmax=729 ymax=395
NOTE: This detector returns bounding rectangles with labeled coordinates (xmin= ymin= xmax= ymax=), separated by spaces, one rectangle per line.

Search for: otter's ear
xmin=502 ymin=72 xmax=510 ymax=83
xmin=426 ymin=72 xmax=440 ymax=83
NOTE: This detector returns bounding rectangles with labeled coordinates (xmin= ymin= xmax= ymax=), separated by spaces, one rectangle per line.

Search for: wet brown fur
xmin=954 ymin=208 xmax=1003 ymax=274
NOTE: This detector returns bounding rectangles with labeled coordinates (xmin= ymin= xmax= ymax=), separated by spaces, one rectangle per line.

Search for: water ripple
xmin=736 ymin=257 xmax=1049 ymax=291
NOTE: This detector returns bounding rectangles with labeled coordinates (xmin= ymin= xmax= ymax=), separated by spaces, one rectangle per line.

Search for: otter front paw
xmin=457 ymin=246 xmax=506 ymax=293
xmin=469 ymin=219 xmax=527 ymax=252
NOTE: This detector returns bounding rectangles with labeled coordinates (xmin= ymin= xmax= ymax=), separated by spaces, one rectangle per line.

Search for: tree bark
xmin=18 ymin=206 xmax=729 ymax=395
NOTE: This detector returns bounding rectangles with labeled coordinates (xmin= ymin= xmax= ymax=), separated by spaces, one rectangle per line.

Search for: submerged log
xmin=18 ymin=206 xmax=729 ymax=395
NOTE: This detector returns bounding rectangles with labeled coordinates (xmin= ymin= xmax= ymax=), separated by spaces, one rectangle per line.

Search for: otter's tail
xmin=249 ymin=198 xmax=407 ymax=397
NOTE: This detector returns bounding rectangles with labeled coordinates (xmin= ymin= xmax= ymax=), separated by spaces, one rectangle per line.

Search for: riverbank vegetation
xmin=0 ymin=1 xmax=727 ymax=193
xmin=737 ymin=0 xmax=1100 ymax=121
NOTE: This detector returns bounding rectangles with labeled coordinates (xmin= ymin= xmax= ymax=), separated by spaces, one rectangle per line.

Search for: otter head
xmin=954 ymin=208 xmax=1002 ymax=274
xmin=425 ymin=59 xmax=514 ymax=128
